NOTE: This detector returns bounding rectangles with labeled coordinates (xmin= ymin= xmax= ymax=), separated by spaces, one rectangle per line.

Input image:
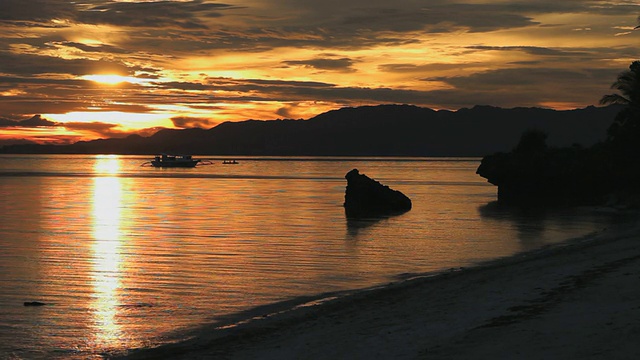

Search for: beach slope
xmin=117 ymin=220 xmax=640 ymax=359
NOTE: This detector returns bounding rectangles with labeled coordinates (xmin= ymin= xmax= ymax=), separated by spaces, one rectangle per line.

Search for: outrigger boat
xmin=142 ymin=154 xmax=212 ymax=168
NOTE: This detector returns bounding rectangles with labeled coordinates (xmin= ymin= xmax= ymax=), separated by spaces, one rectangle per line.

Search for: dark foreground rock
xmin=24 ymin=301 xmax=46 ymax=306
xmin=476 ymin=129 xmax=614 ymax=206
xmin=476 ymin=150 xmax=607 ymax=206
xmin=343 ymin=169 xmax=412 ymax=218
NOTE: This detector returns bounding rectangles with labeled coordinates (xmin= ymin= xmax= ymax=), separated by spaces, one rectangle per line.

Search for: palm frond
xmin=600 ymin=93 xmax=630 ymax=105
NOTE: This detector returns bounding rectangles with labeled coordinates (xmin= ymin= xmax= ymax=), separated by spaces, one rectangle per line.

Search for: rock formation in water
xmin=476 ymin=130 xmax=611 ymax=206
xmin=24 ymin=301 xmax=47 ymax=306
xmin=343 ymin=169 xmax=412 ymax=218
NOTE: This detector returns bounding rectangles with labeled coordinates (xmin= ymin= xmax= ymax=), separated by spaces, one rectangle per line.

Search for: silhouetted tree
xmin=600 ymin=61 xmax=640 ymax=107
xmin=600 ymin=60 xmax=640 ymax=191
xmin=600 ymin=60 xmax=640 ymax=142
xmin=513 ymin=129 xmax=548 ymax=155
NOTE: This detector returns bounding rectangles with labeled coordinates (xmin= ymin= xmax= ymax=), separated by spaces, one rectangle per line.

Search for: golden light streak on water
xmin=91 ymin=156 xmax=124 ymax=348
xmin=94 ymin=154 xmax=121 ymax=175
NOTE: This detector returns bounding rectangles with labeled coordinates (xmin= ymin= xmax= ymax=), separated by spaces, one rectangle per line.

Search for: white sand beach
xmin=118 ymin=215 xmax=640 ymax=360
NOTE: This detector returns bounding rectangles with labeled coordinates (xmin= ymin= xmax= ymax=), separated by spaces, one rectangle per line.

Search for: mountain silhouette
xmin=0 ymin=104 xmax=622 ymax=156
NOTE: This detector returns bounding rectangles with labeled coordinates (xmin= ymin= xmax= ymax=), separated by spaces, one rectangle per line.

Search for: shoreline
xmin=114 ymin=213 xmax=640 ymax=359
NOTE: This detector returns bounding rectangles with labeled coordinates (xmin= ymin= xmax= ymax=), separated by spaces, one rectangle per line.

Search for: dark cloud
xmin=134 ymin=127 xmax=168 ymax=138
xmin=275 ymin=106 xmax=295 ymax=119
xmin=2 ymin=1 xmax=639 ymax=54
xmin=0 ymin=0 xmax=75 ymax=23
xmin=140 ymin=64 xmax=622 ymax=109
xmin=3 ymin=1 xmax=633 ymax=68
xmin=275 ymin=105 xmax=309 ymax=119
xmin=0 ymin=52 xmax=141 ymax=76
xmin=62 ymin=121 xmax=126 ymax=139
xmin=343 ymin=5 xmax=537 ymax=33
xmin=154 ymin=77 xmax=335 ymax=93
xmin=379 ymin=62 xmax=482 ymax=73
xmin=154 ymin=81 xmax=212 ymax=91
xmin=164 ymin=3 xmax=535 ymax=51
xmin=177 ymin=65 xmax=624 ymax=110
xmin=136 ymin=73 xmax=161 ymax=80
xmin=248 ymin=0 xmax=639 ymax=49
xmin=112 ymin=26 xmax=418 ymax=54
xmin=423 ymin=66 xmax=621 ymax=107
xmin=136 ymin=76 xmax=436 ymax=106
xmin=18 ymin=114 xmax=58 ymax=127
xmin=238 ymin=78 xmax=335 ymax=88
xmin=0 ymin=0 xmax=239 ymax=30
xmin=171 ymin=116 xmax=219 ymax=129
xmin=0 ymin=100 xmax=95 ymax=118
xmin=65 ymin=123 xmax=167 ymax=139
xmin=54 ymin=41 xmax=133 ymax=55
xmin=50 ymin=1 xmax=540 ymax=54
xmin=466 ymin=46 xmax=587 ymax=56
xmin=0 ymin=117 xmax=17 ymax=126
xmin=429 ymin=67 xmax=616 ymax=90
xmin=0 ymin=91 xmax=154 ymax=118
xmin=280 ymin=86 xmax=428 ymax=105
xmin=508 ymin=61 xmax=543 ymax=66
xmin=77 ymin=1 xmax=238 ymax=30
xmin=271 ymin=0 xmax=539 ymax=33
xmin=283 ymin=57 xmax=356 ymax=72
xmin=0 ymin=114 xmax=58 ymax=127
xmin=183 ymin=77 xmax=432 ymax=105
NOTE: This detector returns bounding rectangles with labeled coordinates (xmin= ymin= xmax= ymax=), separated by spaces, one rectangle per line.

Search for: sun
xmin=82 ymin=74 xmax=148 ymax=85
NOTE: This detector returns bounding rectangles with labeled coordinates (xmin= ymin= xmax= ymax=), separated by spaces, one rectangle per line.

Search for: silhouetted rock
xmin=344 ymin=169 xmax=412 ymax=218
xmin=477 ymin=131 xmax=612 ymax=206
xmin=23 ymin=301 xmax=46 ymax=306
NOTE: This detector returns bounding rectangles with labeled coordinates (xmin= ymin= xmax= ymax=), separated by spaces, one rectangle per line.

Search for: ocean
xmin=0 ymin=155 xmax=622 ymax=359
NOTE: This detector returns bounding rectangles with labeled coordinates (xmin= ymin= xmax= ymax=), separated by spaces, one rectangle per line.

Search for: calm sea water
xmin=0 ymin=155 xmax=622 ymax=359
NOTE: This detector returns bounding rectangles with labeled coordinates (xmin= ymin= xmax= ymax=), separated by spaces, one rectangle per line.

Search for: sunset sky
xmin=1 ymin=0 xmax=639 ymax=144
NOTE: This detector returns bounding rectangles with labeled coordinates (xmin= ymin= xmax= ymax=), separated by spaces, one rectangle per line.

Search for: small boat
xmin=143 ymin=154 xmax=203 ymax=168
xmin=222 ymin=160 xmax=239 ymax=164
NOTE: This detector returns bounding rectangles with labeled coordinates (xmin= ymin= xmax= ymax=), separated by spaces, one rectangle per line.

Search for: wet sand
xmin=116 ymin=216 xmax=640 ymax=359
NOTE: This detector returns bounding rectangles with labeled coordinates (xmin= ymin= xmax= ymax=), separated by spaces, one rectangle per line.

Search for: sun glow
xmin=82 ymin=74 xmax=149 ymax=85
xmin=45 ymin=111 xmax=174 ymax=129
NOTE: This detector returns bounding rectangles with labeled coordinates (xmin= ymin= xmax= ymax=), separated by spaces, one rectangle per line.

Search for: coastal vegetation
xmin=477 ymin=60 xmax=640 ymax=207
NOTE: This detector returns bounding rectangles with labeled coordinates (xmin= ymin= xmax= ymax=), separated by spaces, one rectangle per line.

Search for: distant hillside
xmin=0 ymin=139 xmax=37 ymax=147
xmin=0 ymin=104 xmax=623 ymax=156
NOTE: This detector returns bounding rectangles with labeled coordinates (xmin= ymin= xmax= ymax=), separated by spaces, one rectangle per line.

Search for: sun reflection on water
xmin=91 ymin=156 xmax=124 ymax=348
xmin=94 ymin=154 xmax=120 ymax=175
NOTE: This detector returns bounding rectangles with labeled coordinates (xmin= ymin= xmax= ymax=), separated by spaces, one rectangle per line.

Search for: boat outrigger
xmin=141 ymin=154 xmax=213 ymax=168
